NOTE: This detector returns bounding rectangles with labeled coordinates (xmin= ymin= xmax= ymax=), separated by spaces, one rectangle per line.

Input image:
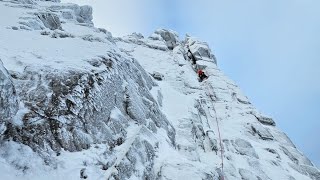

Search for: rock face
xmin=0 ymin=0 xmax=319 ymax=180
xmin=233 ymin=138 xmax=259 ymax=159
xmin=49 ymin=3 xmax=94 ymax=24
xmin=12 ymin=0 xmax=61 ymax=5
xmin=37 ymin=12 xmax=62 ymax=30
xmin=152 ymin=29 xmax=179 ymax=50
xmin=38 ymin=0 xmax=61 ymax=2
xmin=13 ymin=0 xmax=36 ymax=4
xmin=3 ymin=55 xmax=175 ymax=154
xmin=185 ymin=35 xmax=217 ymax=65
xmin=0 ymin=59 xmax=18 ymax=123
xmin=151 ymin=71 xmax=164 ymax=81
xmin=78 ymin=5 xmax=93 ymax=23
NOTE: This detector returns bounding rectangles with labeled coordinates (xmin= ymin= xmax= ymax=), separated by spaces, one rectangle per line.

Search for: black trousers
xmin=199 ymin=73 xmax=207 ymax=81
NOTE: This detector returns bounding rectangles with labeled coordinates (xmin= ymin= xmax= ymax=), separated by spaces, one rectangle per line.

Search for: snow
xmin=10 ymin=102 xmax=29 ymax=126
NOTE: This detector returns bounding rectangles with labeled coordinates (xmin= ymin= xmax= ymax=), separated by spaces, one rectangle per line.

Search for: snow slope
xmin=0 ymin=0 xmax=319 ymax=180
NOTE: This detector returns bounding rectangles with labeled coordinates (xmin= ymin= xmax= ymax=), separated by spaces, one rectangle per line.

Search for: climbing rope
xmin=184 ymin=44 xmax=224 ymax=179
xmin=204 ymin=82 xmax=225 ymax=180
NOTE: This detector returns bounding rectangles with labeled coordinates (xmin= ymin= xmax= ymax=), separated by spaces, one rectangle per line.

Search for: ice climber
xmin=188 ymin=49 xmax=197 ymax=64
xmin=198 ymin=69 xmax=208 ymax=82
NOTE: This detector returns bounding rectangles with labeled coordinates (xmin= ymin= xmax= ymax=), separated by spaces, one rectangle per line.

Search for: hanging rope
xmin=185 ymin=43 xmax=224 ymax=179
xmin=204 ymin=82 xmax=225 ymax=180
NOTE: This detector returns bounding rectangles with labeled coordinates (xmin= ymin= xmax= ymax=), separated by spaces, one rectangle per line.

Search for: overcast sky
xmin=63 ymin=0 xmax=320 ymax=167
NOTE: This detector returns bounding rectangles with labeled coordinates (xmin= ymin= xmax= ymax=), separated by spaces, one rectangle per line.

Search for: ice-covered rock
xmin=152 ymin=29 xmax=179 ymax=50
xmin=77 ymin=5 xmax=92 ymax=23
xmin=19 ymin=17 xmax=45 ymax=30
xmin=250 ymin=123 xmax=274 ymax=140
xmin=256 ymin=115 xmax=276 ymax=126
xmin=50 ymin=29 xmax=74 ymax=38
xmin=37 ymin=0 xmax=61 ymax=2
xmin=12 ymin=0 xmax=36 ymax=4
xmin=49 ymin=3 xmax=93 ymax=24
xmin=118 ymin=32 xmax=168 ymax=51
xmin=233 ymin=138 xmax=259 ymax=159
xmin=80 ymin=168 xmax=88 ymax=179
xmin=131 ymin=32 xmax=144 ymax=39
xmin=3 ymin=54 xmax=175 ymax=153
xmin=239 ymin=168 xmax=261 ymax=180
xmin=0 ymin=59 xmax=18 ymax=122
xmin=37 ymin=12 xmax=62 ymax=30
xmin=289 ymin=163 xmax=320 ymax=180
xmin=107 ymin=127 xmax=157 ymax=179
xmin=185 ymin=36 xmax=217 ymax=65
xmin=300 ymin=165 xmax=320 ymax=180
xmin=281 ymin=146 xmax=313 ymax=166
xmin=151 ymin=71 xmax=164 ymax=81
xmin=249 ymin=111 xmax=276 ymax=126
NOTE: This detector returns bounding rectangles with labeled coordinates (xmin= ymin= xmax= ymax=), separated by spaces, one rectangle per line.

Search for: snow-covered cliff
xmin=0 ymin=0 xmax=319 ymax=180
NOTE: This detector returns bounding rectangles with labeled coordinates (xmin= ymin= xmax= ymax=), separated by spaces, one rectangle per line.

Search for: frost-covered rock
xmin=251 ymin=123 xmax=274 ymax=140
xmin=3 ymin=54 xmax=175 ymax=153
xmin=77 ymin=5 xmax=92 ymax=23
xmin=37 ymin=0 xmax=60 ymax=2
xmin=12 ymin=0 xmax=36 ymax=4
xmin=281 ymin=146 xmax=313 ymax=166
xmin=233 ymin=138 xmax=259 ymax=159
xmin=131 ymin=32 xmax=144 ymax=39
xmin=151 ymin=71 xmax=164 ymax=81
xmin=0 ymin=59 xmax=18 ymax=122
xmin=239 ymin=168 xmax=261 ymax=180
xmin=300 ymin=165 xmax=320 ymax=180
xmin=118 ymin=32 xmax=168 ymax=51
xmin=257 ymin=115 xmax=276 ymax=126
xmin=49 ymin=4 xmax=93 ymax=24
xmin=185 ymin=36 xmax=217 ymax=65
xmin=19 ymin=17 xmax=45 ymax=30
xmin=37 ymin=12 xmax=62 ymax=30
xmin=153 ymin=29 xmax=179 ymax=50
xmin=249 ymin=111 xmax=276 ymax=126
xmin=50 ymin=29 xmax=74 ymax=38
xmin=206 ymin=130 xmax=218 ymax=152
xmin=108 ymin=127 xmax=157 ymax=179
xmin=80 ymin=168 xmax=88 ymax=179
xmin=289 ymin=163 xmax=320 ymax=180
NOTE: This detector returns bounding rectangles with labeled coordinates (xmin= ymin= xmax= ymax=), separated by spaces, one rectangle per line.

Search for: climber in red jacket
xmin=197 ymin=69 xmax=208 ymax=82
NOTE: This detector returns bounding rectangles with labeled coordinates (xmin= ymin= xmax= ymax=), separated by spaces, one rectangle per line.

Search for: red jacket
xmin=198 ymin=69 xmax=203 ymax=76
